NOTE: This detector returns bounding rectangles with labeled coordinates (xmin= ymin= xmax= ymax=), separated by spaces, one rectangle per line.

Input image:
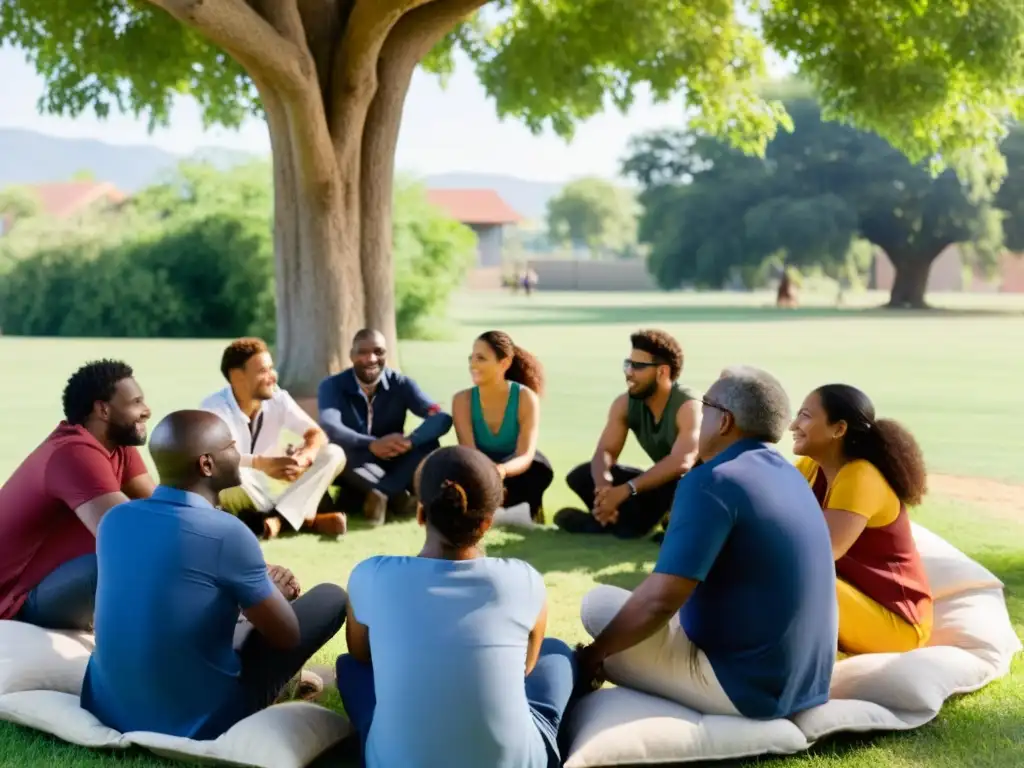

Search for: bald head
xmin=351 ymin=328 xmax=387 ymax=385
xmin=149 ymin=410 xmax=241 ymax=496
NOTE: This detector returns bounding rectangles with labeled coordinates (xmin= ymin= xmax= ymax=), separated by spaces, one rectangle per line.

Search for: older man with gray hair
xmin=576 ymin=365 xmax=838 ymax=720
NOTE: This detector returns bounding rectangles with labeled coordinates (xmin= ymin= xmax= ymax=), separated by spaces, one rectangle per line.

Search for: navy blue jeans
xmin=336 ymin=637 xmax=576 ymax=767
xmin=16 ymin=553 xmax=97 ymax=631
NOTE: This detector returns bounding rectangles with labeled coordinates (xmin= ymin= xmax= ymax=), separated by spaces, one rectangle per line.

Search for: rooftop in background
xmin=24 ymin=181 xmax=126 ymax=218
xmin=426 ymin=188 xmax=522 ymax=226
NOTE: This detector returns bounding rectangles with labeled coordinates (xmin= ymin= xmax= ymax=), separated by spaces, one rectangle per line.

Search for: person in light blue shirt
xmin=336 ymin=445 xmax=577 ymax=768
xmin=576 ymin=365 xmax=837 ymax=720
xmin=81 ymin=410 xmax=348 ymax=739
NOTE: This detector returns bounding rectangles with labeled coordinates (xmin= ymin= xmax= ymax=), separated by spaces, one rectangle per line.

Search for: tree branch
xmin=147 ymin=0 xmax=307 ymax=92
xmin=251 ymin=0 xmax=307 ymax=49
xmin=330 ymin=0 xmax=433 ymax=103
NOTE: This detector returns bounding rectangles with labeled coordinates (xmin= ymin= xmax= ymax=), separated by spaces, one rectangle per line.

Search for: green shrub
xmin=0 ymin=165 xmax=474 ymax=341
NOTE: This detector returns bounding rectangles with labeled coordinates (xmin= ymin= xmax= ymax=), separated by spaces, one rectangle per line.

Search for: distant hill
xmin=0 ymin=128 xmax=564 ymax=219
xmin=0 ymin=128 xmax=254 ymax=192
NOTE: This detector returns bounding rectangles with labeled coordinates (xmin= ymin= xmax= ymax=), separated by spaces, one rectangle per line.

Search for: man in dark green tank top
xmin=555 ymin=330 xmax=700 ymax=540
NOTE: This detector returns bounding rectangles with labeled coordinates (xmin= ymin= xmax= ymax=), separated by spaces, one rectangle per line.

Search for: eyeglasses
xmin=623 ymin=359 xmax=663 ymax=372
xmin=701 ymin=398 xmax=732 ymax=416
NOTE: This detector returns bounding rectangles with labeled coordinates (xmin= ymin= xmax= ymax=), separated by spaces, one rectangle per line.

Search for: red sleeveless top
xmin=810 ymin=468 xmax=932 ymax=626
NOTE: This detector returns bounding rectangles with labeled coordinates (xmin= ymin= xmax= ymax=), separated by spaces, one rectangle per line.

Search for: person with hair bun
xmin=336 ymin=445 xmax=577 ymax=768
xmin=451 ymin=330 xmax=553 ymax=526
xmin=791 ymin=384 xmax=933 ymax=655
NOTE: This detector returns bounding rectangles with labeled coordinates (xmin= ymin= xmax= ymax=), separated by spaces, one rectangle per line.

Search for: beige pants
xmin=219 ymin=444 xmax=346 ymax=531
xmin=581 ymin=584 xmax=740 ymax=715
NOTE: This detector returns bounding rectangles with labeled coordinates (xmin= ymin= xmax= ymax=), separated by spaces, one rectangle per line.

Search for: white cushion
xmin=564 ymin=687 xmax=808 ymax=767
xmin=564 ymin=526 xmax=1022 ymax=767
xmin=0 ymin=621 xmax=92 ymax=696
xmin=0 ymin=621 xmax=351 ymax=767
xmin=910 ymin=522 xmax=1003 ymax=599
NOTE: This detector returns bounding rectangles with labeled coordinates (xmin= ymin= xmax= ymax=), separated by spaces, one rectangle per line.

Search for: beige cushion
xmin=564 ymin=525 xmax=1022 ymax=767
xmin=0 ymin=621 xmax=92 ymax=696
xmin=0 ymin=621 xmax=351 ymax=767
xmin=910 ymin=522 xmax=1003 ymax=599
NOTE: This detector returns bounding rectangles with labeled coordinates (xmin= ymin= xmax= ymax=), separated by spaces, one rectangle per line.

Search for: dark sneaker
xmin=363 ymin=489 xmax=388 ymax=527
xmin=389 ymin=491 xmax=419 ymax=520
xmin=553 ymin=508 xmax=605 ymax=534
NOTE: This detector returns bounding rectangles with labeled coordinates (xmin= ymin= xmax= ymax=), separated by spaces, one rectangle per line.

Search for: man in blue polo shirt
xmin=576 ymin=365 xmax=837 ymax=719
xmin=81 ymin=410 xmax=348 ymax=739
xmin=318 ymin=328 xmax=453 ymax=526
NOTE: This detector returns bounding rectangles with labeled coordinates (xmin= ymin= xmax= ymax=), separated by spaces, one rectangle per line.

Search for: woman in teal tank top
xmin=452 ymin=331 xmax=554 ymax=522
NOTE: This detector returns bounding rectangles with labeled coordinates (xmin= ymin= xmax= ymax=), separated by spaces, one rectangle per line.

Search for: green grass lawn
xmin=0 ymin=289 xmax=1022 ymax=766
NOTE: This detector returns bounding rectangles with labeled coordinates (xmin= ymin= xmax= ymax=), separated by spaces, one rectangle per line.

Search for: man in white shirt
xmin=200 ymin=338 xmax=347 ymax=539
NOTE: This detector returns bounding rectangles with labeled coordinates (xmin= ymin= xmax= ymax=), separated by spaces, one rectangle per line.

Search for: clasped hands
xmin=592 ymin=480 xmax=631 ymax=526
xmin=267 ymin=564 xmax=301 ymax=601
xmin=369 ymin=433 xmax=412 ymax=460
xmin=256 ymin=445 xmax=315 ymax=482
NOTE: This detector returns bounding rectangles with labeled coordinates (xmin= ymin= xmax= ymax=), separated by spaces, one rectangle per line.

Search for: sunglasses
xmin=623 ymin=359 xmax=665 ymax=372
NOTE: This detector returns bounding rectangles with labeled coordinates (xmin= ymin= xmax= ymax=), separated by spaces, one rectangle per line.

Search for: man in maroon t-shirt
xmin=0 ymin=359 xmax=156 ymax=630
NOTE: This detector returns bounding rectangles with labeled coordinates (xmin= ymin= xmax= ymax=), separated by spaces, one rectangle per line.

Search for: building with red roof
xmin=0 ymin=181 xmax=126 ymax=235
xmin=426 ymin=188 xmax=522 ymax=267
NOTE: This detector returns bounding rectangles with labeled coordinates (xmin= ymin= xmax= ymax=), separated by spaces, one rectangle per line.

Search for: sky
xmin=0 ymin=40 xmax=789 ymax=184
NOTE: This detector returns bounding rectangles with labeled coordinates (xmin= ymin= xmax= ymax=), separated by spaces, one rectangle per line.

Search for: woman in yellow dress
xmin=790 ymin=384 xmax=933 ymax=655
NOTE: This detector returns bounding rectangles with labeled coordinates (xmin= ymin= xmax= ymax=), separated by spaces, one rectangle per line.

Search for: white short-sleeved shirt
xmin=200 ymin=387 xmax=318 ymax=468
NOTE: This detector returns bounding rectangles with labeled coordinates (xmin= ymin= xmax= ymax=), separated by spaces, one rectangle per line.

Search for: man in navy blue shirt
xmin=81 ymin=410 xmax=348 ymax=739
xmin=576 ymin=365 xmax=837 ymax=720
xmin=318 ymin=329 xmax=453 ymax=525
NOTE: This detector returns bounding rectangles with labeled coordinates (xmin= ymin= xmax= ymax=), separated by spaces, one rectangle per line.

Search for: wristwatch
xmin=626 ymin=479 xmax=638 ymax=496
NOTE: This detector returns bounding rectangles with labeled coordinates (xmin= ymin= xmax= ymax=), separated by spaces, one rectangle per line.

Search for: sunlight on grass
xmin=0 ymin=291 xmax=1021 ymax=766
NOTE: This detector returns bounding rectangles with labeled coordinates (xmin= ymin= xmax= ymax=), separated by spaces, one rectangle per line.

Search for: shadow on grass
xmin=484 ymin=527 xmax=657 ymax=588
xmin=460 ymin=303 xmax=1024 ymax=329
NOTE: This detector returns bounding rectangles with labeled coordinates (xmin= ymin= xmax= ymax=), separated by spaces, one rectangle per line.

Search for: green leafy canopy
xmin=2 ymin=0 xmax=1022 ymax=176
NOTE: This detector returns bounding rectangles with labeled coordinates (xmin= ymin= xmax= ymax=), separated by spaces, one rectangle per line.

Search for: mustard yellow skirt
xmin=837 ymin=578 xmax=933 ymax=656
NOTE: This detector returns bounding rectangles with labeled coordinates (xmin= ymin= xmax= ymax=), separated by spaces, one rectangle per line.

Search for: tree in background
xmin=0 ymin=185 xmax=42 ymax=222
xmin=624 ymin=96 xmax=1023 ymax=307
xmin=546 ymin=178 xmax=640 ymax=259
xmin=0 ymin=162 xmax=475 ymax=341
xmin=3 ymin=2 xmax=1022 ymax=390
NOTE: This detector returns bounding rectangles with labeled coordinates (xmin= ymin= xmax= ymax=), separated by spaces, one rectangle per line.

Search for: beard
xmin=355 ymin=365 xmax=383 ymax=386
xmin=108 ymin=419 xmax=147 ymax=447
xmin=627 ymin=380 xmax=657 ymax=400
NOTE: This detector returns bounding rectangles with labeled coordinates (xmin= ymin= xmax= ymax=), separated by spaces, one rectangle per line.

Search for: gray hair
xmin=708 ymin=365 xmax=792 ymax=443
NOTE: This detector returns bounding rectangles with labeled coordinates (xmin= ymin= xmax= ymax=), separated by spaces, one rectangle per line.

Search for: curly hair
xmin=62 ymin=360 xmax=135 ymax=425
xmin=220 ymin=337 xmax=269 ymax=380
xmin=630 ymin=329 xmax=683 ymax=381
xmin=476 ymin=330 xmax=545 ymax=396
xmin=816 ymin=384 xmax=928 ymax=506
xmin=415 ymin=445 xmax=505 ymax=549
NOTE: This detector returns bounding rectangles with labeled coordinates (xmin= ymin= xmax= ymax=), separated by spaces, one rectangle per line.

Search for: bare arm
xmin=588 ymin=573 xmax=697 ymax=662
xmin=291 ymin=426 xmax=327 ymax=467
xmin=525 ymin=600 xmax=548 ymax=677
xmin=346 ymin=601 xmax=372 ymax=663
xmin=631 ymin=399 xmax=701 ymax=494
xmin=591 ymin=395 xmax=630 ymax=488
xmin=452 ymin=390 xmax=476 ymax=448
xmin=498 ymin=387 xmax=540 ymax=479
xmin=74 ymin=492 xmax=130 ymax=535
xmin=823 ymin=508 xmax=869 ymax=560
xmin=241 ymin=589 xmax=301 ymax=650
xmin=122 ymin=473 xmax=156 ymax=500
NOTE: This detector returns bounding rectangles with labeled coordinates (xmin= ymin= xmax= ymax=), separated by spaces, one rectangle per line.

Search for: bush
xmin=393 ymin=179 xmax=477 ymax=338
xmin=0 ymin=164 xmax=473 ymax=341
xmin=0 ymin=211 xmax=274 ymax=338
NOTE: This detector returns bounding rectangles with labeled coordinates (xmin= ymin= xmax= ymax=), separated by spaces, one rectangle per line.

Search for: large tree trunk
xmin=151 ymin=0 xmax=485 ymax=395
xmin=358 ymin=1 xmax=480 ymax=370
xmin=887 ymin=256 xmax=933 ymax=309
